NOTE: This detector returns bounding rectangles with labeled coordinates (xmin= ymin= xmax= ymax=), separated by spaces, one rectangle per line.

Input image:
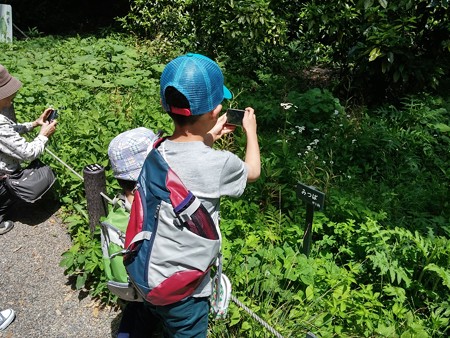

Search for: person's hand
xmin=39 ymin=120 xmax=57 ymax=138
xmin=242 ymin=107 xmax=257 ymax=136
xmin=207 ymin=113 xmax=236 ymax=143
xmin=242 ymin=107 xmax=260 ymax=182
xmin=34 ymin=107 xmax=54 ymax=127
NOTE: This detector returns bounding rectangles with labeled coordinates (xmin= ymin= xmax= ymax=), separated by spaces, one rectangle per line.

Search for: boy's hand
xmin=242 ymin=107 xmax=257 ymax=136
xmin=207 ymin=114 xmax=236 ymax=143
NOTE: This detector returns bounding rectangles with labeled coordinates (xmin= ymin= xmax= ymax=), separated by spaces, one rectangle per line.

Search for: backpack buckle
xmin=174 ymin=213 xmax=192 ymax=228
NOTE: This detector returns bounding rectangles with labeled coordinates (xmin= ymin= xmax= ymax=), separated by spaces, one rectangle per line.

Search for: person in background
xmin=0 ymin=64 xmax=57 ymax=235
xmin=108 ymin=127 xmax=162 ymax=338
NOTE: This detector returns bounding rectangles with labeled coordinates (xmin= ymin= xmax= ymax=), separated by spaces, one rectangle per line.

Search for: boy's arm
xmin=242 ymin=107 xmax=260 ymax=182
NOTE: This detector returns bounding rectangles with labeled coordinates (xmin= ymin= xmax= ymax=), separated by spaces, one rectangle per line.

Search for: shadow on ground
xmin=7 ymin=188 xmax=61 ymax=225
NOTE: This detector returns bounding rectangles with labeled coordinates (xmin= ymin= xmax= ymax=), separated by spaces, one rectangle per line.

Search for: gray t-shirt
xmin=158 ymin=139 xmax=248 ymax=297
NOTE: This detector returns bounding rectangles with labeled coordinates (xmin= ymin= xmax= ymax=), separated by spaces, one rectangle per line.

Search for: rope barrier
xmin=231 ymin=294 xmax=284 ymax=338
xmin=99 ymin=191 xmax=115 ymax=205
xmin=44 ymin=147 xmax=287 ymax=338
xmin=13 ymin=23 xmax=30 ymax=39
xmin=45 ymin=148 xmax=84 ymax=181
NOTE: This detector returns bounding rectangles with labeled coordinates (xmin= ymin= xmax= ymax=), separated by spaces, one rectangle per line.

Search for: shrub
xmin=119 ymin=0 xmax=288 ymax=71
xmin=297 ymin=0 xmax=450 ymax=103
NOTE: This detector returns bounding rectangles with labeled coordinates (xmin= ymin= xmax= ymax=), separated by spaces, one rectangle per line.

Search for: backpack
xmin=100 ymin=199 xmax=143 ymax=302
xmin=124 ymin=138 xmax=221 ymax=306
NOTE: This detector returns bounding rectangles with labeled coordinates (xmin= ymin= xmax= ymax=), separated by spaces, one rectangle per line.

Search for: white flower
xmin=334 ymin=110 xmax=339 ymax=115
xmin=280 ymin=102 xmax=293 ymax=110
xmin=352 ymin=139 xmax=357 ymax=144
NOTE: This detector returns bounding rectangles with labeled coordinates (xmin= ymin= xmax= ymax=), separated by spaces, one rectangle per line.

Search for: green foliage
xmin=119 ymin=0 xmax=450 ymax=103
xmin=59 ymin=214 xmax=107 ymax=299
xmin=3 ymin=34 xmax=449 ymax=337
xmin=1 ymin=34 xmax=175 ymax=300
xmin=297 ymin=0 xmax=450 ymax=102
xmin=119 ymin=0 xmax=288 ymax=70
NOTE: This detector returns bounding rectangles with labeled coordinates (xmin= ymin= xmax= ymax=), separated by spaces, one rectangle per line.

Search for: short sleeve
xmin=219 ymin=152 xmax=247 ymax=197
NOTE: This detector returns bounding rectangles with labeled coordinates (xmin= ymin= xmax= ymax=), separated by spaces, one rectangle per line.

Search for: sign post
xmin=0 ymin=4 xmax=13 ymax=43
xmin=297 ymin=183 xmax=325 ymax=257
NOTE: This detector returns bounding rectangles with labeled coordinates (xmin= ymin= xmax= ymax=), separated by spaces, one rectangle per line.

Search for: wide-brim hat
xmin=0 ymin=65 xmax=22 ymax=100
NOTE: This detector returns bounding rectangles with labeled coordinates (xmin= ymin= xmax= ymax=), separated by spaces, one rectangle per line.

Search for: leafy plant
xmin=297 ymin=0 xmax=450 ymax=102
xmin=2 ymin=33 xmax=449 ymax=337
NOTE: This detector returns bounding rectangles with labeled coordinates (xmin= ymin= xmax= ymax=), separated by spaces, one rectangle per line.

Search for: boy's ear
xmin=211 ymin=105 xmax=222 ymax=118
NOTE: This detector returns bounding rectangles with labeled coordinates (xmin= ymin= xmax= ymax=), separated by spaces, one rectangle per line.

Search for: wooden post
xmin=303 ymin=204 xmax=314 ymax=256
xmin=83 ymin=164 xmax=107 ymax=233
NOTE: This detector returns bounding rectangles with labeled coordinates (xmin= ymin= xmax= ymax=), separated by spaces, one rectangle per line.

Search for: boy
xmin=143 ymin=53 xmax=260 ymax=337
xmin=107 ymin=127 xmax=162 ymax=337
xmin=108 ymin=127 xmax=156 ymax=211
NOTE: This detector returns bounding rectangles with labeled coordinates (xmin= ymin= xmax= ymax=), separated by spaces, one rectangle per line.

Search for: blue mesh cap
xmin=160 ymin=53 xmax=232 ymax=116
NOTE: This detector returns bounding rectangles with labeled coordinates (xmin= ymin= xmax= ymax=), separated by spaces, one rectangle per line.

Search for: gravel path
xmin=0 ymin=198 xmax=121 ymax=338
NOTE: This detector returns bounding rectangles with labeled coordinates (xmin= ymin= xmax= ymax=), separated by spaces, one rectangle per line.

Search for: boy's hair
xmin=117 ymin=179 xmax=137 ymax=194
xmin=165 ymin=86 xmax=189 ymax=108
xmin=165 ymin=86 xmax=202 ymax=126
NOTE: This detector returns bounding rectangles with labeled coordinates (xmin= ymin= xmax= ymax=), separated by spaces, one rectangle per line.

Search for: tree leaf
xmin=434 ymin=123 xmax=450 ymax=133
xmin=425 ymin=263 xmax=450 ymax=289
xmin=378 ymin=0 xmax=388 ymax=8
xmin=388 ymin=52 xmax=394 ymax=63
xmin=393 ymin=71 xmax=400 ymax=82
xmin=364 ymin=0 xmax=374 ymax=10
xmin=369 ymin=48 xmax=382 ymax=62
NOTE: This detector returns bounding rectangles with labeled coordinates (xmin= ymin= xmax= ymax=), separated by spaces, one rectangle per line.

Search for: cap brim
xmin=223 ymin=85 xmax=232 ymax=100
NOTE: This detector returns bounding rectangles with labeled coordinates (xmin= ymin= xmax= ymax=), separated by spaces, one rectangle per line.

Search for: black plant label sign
xmin=297 ymin=183 xmax=325 ymax=210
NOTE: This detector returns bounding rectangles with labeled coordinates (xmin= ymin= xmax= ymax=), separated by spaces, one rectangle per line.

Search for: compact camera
xmin=47 ymin=109 xmax=59 ymax=122
xmin=226 ymin=108 xmax=245 ymax=126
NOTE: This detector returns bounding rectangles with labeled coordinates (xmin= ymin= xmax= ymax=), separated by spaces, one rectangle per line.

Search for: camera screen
xmin=226 ymin=109 xmax=245 ymax=126
xmin=47 ymin=110 xmax=58 ymax=122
